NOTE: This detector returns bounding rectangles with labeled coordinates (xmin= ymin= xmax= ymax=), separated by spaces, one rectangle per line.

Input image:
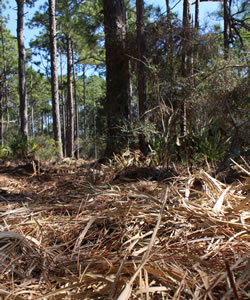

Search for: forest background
xmin=0 ymin=2 xmax=249 ymax=298
xmin=0 ymin=0 xmax=249 ymax=169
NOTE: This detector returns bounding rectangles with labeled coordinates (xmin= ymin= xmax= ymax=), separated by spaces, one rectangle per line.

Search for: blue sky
xmin=3 ymin=0 xmax=221 ymax=75
xmin=3 ymin=0 xmax=221 ymax=48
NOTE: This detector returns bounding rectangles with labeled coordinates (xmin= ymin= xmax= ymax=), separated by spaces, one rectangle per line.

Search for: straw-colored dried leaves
xmin=0 ymin=160 xmax=249 ymax=299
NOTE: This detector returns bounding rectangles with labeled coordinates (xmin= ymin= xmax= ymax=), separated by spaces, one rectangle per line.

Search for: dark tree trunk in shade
xmin=103 ymin=0 xmax=130 ymax=156
xmin=66 ymin=34 xmax=74 ymax=157
xmin=16 ymin=0 xmax=28 ymax=140
xmin=125 ymin=11 xmax=133 ymax=124
xmin=128 ymin=60 xmax=133 ymax=123
xmin=136 ymin=0 xmax=148 ymax=155
xmin=49 ymin=0 xmax=63 ymax=159
xmin=166 ymin=0 xmax=170 ymax=15
xmin=195 ymin=0 xmax=200 ymax=31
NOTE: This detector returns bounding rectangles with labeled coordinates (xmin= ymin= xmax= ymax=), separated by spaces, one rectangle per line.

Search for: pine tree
xmin=103 ymin=0 xmax=130 ymax=156
xmin=16 ymin=0 xmax=28 ymax=140
xmin=49 ymin=0 xmax=63 ymax=159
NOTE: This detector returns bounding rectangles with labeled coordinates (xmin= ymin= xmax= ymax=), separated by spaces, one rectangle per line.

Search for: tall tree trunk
xmin=30 ymin=104 xmax=34 ymax=138
xmin=5 ymin=94 xmax=8 ymax=124
xmin=166 ymin=0 xmax=174 ymax=84
xmin=16 ymin=0 xmax=28 ymax=140
xmin=181 ymin=0 xmax=192 ymax=138
xmin=82 ymin=65 xmax=87 ymax=139
xmin=0 ymin=18 xmax=6 ymax=144
xmin=136 ymin=0 xmax=148 ymax=155
xmin=41 ymin=112 xmax=44 ymax=134
xmin=93 ymin=98 xmax=97 ymax=159
xmin=195 ymin=0 xmax=200 ymax=31
xmin=71 ymin=44 xmax=79 ymax=159
xmin=103 ymin=0 xmax=130 ymax=156
xmin=182 ymin=0 xmax=192 ymax=78
xmin=166 ymin=0 xmax=170 ymax=16
xmin=194 ymin=0 xmax=200 ymax=75
xmin=29 ymin=71 xmax=34 ymax=138
xmin=47 ymin=114 xmax=49 ymax=134
xmin=0 ymin=91 xmax=3 ymax=145
xmin=49 ymin=0 xmax=63 ymax=159
xmin=128 ymin=60 xmax=133 ymax=123
xmin=125 ymin=11 xmax=133 ymax=124
xmin=224 ymin=0 xmax=230 ymax=59
xmin=60 ymin=52 xmax=66 ymax=156
xmin=66 ymin=34 xmax=74 ymax=157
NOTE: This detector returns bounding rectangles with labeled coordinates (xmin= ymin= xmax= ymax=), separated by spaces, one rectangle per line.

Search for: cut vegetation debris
xmin=0 ymin=161 xmax=249 ymax=299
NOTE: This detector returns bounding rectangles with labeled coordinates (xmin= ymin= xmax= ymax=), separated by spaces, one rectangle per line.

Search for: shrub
xmin=9 ymin=136 xmax=39 ymax=159
xmin=33 ymin=136 xmax=60 ymax=161
xmin=0 ymin=144 xmax=9 ymax=159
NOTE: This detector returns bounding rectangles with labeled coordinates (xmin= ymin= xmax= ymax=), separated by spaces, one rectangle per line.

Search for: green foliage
xmin=33 ymin=136 xmax=61 ymax=161
xmin=79 ymin=136 xmax=106 ymax=159
xmin=122 ymin=120 xmax=158 ymax=145
xmin=149 ymin=138 xmax=169 ymax=165
xmin=0 ymin=144 xmax=9 ymax=159
xmin=8 ymin=135 xmax=61 ymax=161
xmin=195 ymin=119 xmax=231 ymax=163
xmin=9 ymin=136 xmax=40 ymax=159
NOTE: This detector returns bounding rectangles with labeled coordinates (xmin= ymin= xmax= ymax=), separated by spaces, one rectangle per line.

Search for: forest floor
xmin=0 ymin=159 xmax=249 ymax=299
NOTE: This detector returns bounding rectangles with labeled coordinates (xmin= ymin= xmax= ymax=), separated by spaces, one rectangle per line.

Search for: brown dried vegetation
xmin=0 ymin=160 xmax=249 ymax=299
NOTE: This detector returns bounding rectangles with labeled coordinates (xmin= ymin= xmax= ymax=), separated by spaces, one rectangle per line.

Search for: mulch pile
xmin=0 ymin=160 xmax=249 ymax=299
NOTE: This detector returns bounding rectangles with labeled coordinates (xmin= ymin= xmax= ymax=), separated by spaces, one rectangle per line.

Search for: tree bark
xmin=128 ymin=60 xmax=133 ymax=123
xmin=49 ymin=0 xmax=63 ymax=159
xmin=82 ymin=65 xmax=87 ymax=139
xmin=16 ymin=0 xmax=28 ymax=140
xmin=181 ymin=0 xmax=192 ymax=138
xmin=66 ymin=34 xmax=74 ymax=157
xmin=71 ymin=44 xmax=79 ymax=159
xmin=224 ymin=0 xmax=230 ymax=59
xmin=29 ymin=71 xmax=34 ymax=138
xmin=103 ymin=0 xmax=130 ymax=156
xmin=30 ymin=105 xmax=34 ymax=138
xmin=60 ymin=52 xmax=66 ymax=157
xmin=136 ymin=0 xmax=148 ymax=155
xmin=195 ymin=0 xmax=200 ymax=31
xmin=166 ymin=0 xmax=174 ymax=84
xmin=0 ymin=89 xmax=3 ymax=145
xmin=125 ymin=11 xmax=133 ymax=124
xmin=166 ymin=0 xmax=170 ymax=16
xmin=41 ymin=112 xmax=44 ymax=134
xmin=0 ymin=19 xmax=6 ymax=144
xmin=194 ymin=0 xmax=200 ymax=80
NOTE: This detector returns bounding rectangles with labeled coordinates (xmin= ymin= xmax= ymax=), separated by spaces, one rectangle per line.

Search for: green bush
xmin=33 ymin=136 xmax=61 ymax=161
xmin=0 ymin=144 xmax=9 ymax=158
xmin=9 ymin=136 xmax=39 ymax=158
xmin=196 ymin=120 xmax=231 ymax=164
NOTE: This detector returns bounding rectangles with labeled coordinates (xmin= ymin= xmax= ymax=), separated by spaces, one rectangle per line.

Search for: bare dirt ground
xmin=0 ymin=160 xmax=249 ymax=299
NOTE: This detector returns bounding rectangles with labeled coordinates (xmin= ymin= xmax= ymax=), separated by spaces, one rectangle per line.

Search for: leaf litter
xmin=0 ymin=159 xmax=249 ymax=299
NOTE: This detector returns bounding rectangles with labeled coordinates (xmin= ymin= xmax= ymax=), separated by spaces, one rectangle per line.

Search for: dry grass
xmin=0 ymin=160 xmax=249 ymax=299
